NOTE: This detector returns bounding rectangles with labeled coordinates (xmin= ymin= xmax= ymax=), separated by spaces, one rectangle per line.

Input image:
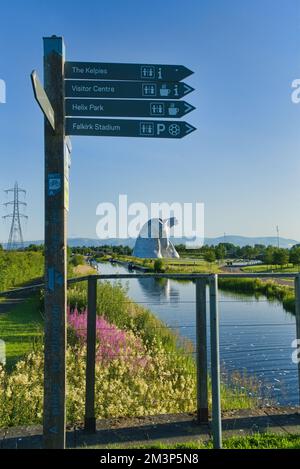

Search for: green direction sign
xmin=65 ymin=80 xmax=194 ymax=100
xmin=66 ymin=118 xmax=196 ymax=139
xmin=65 ymin=99 xmax=195 ymax=119
xmin=65 ymin=62 xmax=193 ymax=82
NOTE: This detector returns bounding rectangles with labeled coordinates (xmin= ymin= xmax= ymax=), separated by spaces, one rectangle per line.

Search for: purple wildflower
xmin=67 ymin=306 xmax=148 ymax=367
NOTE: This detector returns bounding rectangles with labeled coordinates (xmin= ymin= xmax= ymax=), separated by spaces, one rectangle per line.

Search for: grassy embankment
xmin=98 ymin=433 xmax=300 ymax=449
xmin=0 ymin=251 xmax=44 ymax=291
xmin=0 ymin=251 xmax=44 ymax=368
xmin=0 ymin=252 xmax=95 ymax=368
xmin=218 ymin=277 xmax=295 ymax=314
xmin=97 ymin=254 xmax=221 ymax=274
xmin=242 ymin=263 xmax=300 ymax=273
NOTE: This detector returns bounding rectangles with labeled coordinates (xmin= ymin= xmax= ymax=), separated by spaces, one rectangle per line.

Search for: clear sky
xmin=0 ymin=0 xmax=300 ymax=243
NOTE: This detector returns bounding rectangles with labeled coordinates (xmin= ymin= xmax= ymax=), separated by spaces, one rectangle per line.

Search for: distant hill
xmin=6 ymin=235 xmax=299 ymax=249
xmin=203 ymin=235 xmax=299 ymax=249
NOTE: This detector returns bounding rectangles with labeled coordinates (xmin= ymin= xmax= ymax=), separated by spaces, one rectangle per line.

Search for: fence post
xmin=209 ymin=274 xmax=222 ymax=449
xmin=84 ymin=276 xmax=97 ymax=433
xmin=196 ymin=279 xmax=208 ymax=423
xmin=295 ymin=274 xmax=300 ymax=405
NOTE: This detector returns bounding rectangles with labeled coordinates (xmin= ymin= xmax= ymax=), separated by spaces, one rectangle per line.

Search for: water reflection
xmin=137 ymin=276 xmax=180 ymax=304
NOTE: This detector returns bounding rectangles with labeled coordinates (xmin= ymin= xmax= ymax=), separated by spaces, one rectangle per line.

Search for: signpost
xmin=65 ymin=99 xmax=195 ymax=118
xmin=65 ymin=80 xmax=194 ymax=99
xmin=32 ymin=36 xmax=196 ymax=449
xmin=65 ymin=61 xmax=193 ymax=81
xmin=66 ymin=118 xmax=196 ymax=139
xmin=43 ymin=36 xmax=67 ymax=450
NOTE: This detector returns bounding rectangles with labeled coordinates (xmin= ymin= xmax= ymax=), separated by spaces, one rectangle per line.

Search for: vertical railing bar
xmin=84 ymin=276 xmax=97 ymax=433
xmin=196 ymin=278 xmax=209 ymax=423
xmin=209 ymin=273 xmax=222 ymax=449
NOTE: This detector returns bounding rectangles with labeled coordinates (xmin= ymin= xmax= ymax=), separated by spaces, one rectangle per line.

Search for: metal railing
xmin=1 ymin=271 xmax=300 ymax=449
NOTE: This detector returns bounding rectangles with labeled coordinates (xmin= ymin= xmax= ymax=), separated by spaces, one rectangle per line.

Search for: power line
xmin=3 ymin=182 xmax=28 ymax=250
xmin=276 ymin=225 xmax=280 ymax=248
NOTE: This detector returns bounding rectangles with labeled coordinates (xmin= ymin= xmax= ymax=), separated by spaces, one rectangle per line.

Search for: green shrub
xmin=153 ymin=259 xmax=165 ymax=272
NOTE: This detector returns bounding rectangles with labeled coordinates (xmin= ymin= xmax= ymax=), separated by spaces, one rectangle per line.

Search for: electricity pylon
xmin=3 ymin=182 xmax=28 ymax=250
xmin=276 ymin=225 xmax=280 ymax=249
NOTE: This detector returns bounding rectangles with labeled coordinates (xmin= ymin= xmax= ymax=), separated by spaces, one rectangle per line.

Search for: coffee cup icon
xmin=168 ymin=104 xmax=179 ymax=116
xmin=159 ymin=85 xmax=171 ymax=97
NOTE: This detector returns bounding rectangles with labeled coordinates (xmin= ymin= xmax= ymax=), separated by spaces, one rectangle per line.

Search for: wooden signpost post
xmin=32 ymin=36 xmax=67 ymax=449
xmin=32 ymin=36 xmax=196 ymax=449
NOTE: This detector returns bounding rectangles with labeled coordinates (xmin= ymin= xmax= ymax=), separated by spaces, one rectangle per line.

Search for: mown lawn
xmin=0 ymin=295 xmax=43 ymax=369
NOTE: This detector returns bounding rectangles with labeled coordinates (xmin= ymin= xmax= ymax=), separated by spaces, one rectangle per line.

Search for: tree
xmin=272 ymin=248 xmax=289 ymax=268
xmin=290 ymin=247 xmax=300 ymax=267
xmin=215 ymin=244 xmax=226 ymax=260
xmin=70 ymin=254 xmax=85 ymax=267
xmin=204 ymin=249 xmax=216 ymax=263
xmin=263 ymin=246 xmax=275 ymax=265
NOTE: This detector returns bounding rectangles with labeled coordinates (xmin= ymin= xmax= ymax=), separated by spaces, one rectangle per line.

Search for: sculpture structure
xmin=133 ymin=217 xmax=180 ymax=259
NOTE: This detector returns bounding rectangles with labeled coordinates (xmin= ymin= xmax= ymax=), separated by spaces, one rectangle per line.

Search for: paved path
xmin=1 ymin=407 xmax=299 ymax=449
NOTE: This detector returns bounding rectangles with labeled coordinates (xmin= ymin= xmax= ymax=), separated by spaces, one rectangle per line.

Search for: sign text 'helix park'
xmin=64 ymin=61 xmax=196 ymax=139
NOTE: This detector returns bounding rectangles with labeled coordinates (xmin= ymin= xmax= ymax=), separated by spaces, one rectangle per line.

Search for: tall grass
xmin=0 ymin=251 xmax=43 ymax=291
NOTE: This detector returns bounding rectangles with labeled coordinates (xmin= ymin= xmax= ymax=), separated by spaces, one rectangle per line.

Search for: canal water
xmin=96 ymin=261 xmax=298 ymax=406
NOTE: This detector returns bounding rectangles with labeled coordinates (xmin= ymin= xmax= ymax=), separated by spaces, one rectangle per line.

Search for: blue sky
xmin=0 ymin=0 xmax=300 ymax=242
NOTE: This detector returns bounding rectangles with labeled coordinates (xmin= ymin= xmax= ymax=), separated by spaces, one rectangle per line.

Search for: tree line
xmin=175 ymin=242 xmax=300 ymax=267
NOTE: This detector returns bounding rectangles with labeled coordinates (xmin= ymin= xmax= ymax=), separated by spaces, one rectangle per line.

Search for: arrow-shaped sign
xmin=66 ymin=118 xmax=196 ymax=139
xmin=65 ymin=99 xmax=195 ymax=119
xmin=65 ymin=80 xmax=194 ymax=100
xmin=65 ymin=62 xmax=193 ymax=82
xmin=31 ymin=70 xmax=55 ymax=130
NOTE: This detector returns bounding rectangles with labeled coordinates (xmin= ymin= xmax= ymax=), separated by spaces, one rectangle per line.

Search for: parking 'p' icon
xmin=0 ymin=79 xmax=6 ymax=103
xmin=156 ymin=123 xmax=166 ymax=136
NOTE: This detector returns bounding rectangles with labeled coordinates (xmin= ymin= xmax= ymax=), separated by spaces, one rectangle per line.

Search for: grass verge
xmin=0 ymin=295 xmax=43 ymax=369
xmin=95 ymin=433 xmax=300 ymax=449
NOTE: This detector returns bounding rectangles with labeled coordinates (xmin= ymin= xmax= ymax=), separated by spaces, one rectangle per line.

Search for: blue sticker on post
xmin=48 ymin=267 xmax=63 ymax=291
xmin=48 ymin=173 xmax=62 ymax=196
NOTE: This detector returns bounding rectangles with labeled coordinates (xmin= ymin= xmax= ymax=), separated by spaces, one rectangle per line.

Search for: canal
xmin=96 ymin=261 xmax=298 ymax=405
